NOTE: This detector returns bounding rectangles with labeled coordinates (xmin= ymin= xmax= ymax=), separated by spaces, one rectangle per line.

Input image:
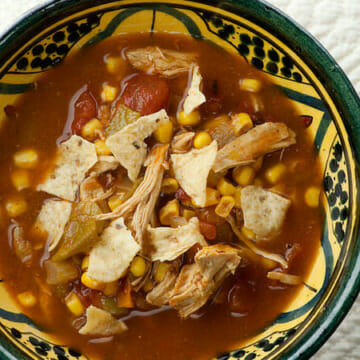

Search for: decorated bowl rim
xmin=0 ymin=0 xmax=360 ymax=360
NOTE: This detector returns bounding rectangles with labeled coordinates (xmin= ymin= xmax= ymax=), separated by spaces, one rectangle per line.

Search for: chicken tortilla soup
xmin=0 ymin=32 xmax=323 ymax=360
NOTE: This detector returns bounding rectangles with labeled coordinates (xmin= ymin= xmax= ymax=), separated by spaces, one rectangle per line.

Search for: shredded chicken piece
xmin=96 ymin=144 xmax=169 ymax=221
xmin=226 ymin=215 xmax=288 ymax=269
xmin=213 ymin=122 xmax=296 ymax=173
xmin=131 ymin=166 xmax=164 ymax=245
xmin=171 ymin=132 xmax=195 ymax=154
xmin=146 ymin=260 xmax=180 ymax=307
xmin=126 ymin=46 xmax=197 ymax=77
xmin=169 ymin=244 xmax=241 ymax=318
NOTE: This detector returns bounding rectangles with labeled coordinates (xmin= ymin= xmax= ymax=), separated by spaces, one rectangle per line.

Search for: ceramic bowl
xmin=0 ymin=0 xmax=359 ymax=359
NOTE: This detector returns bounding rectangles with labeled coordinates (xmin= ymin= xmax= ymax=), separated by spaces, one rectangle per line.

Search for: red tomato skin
xmin=199 ymin=220 xmax=217 ymax=240
xmin=71 ymin=89 xmax=97 ymax=134
xmin=75 ymin=90 xmax=97 ymax=120
xmin=120 ymin=74 xmax=170 ymax=115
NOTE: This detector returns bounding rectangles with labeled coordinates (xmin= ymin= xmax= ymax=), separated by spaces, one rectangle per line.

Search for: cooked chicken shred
xmin=213 ymin=122 xmax=296 ymax=172
xmin=96 ymin=144 xmax=169 ymax=221
xmin=126 ymin=46 xmax=197 ymax=77
xmin=169 ymin=244 xmax=241 ymax=318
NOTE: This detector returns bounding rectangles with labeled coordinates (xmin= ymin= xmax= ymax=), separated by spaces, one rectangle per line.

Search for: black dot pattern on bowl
xmin=14 ymin=14 xmax=101 ymax=73
xmin=198 ymin=11 xmax=308 ymax=83
xmin=323 ymin=138 xmax=349 ymax=243
xmin=216 ymin=327 xmax=298 ymax=359
xmin=4 ymin=325 xmax=84 ymax=359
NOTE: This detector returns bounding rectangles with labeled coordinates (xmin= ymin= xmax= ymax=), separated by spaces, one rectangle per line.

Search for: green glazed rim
xmin=0 ymin=1 xmax=360 ymax=359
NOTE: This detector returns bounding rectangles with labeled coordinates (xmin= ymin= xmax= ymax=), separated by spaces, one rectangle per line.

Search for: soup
xmin=0 ymin=32 xmax=322 ymax=360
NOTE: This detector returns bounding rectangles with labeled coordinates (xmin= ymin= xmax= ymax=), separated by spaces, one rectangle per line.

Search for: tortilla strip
xmin=37 ymin=135 xmax=97 ymax=201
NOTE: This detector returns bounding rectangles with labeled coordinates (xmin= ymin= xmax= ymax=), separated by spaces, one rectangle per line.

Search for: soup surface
xmin=0 ymin=32 xmax=322 ymax=360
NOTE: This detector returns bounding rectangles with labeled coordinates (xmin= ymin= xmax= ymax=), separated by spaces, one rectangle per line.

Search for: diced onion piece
xmin=45 ymin=260 xmax=78 ymax=285
xmin=267 ymin=271 xmax=302 ymax=285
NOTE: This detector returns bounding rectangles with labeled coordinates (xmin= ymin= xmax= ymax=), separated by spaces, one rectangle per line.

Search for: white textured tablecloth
xmin=0 ymin=0 xmax=359 ymax=359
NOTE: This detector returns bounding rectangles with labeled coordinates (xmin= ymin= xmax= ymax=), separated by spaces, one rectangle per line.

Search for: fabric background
xmin=0 ymin=0 xmax=359 ymax=358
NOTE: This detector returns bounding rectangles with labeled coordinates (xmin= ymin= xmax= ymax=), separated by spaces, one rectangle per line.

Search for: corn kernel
xmin=130 ymin=256 xmax=147 ymax=277
xmin=81 ymin=256 xmax=89 ymax=271
xmin=193 ymin=132 xmax=212 ymax=149
xmin=95 ymin=140 xmax=112 ymax=155
xmin=65 ymin=292 xmax=84 ymax=316
xmin=231 ymin=113 xmax=253 ymax=136
xmin=183 ymin=208 xmax=196 ymax=221
xmin=305 ymin=186 xmax=321 ymax=208
xmin=217 ymin=177 xmax=236 ymax=196
xmin=5 ymin=197 xmax=27 ymax=217
xmin=106 ymin=56 xmax=126 ymax=75
xmin=177 ymin=110 xmax=201 ymax=126
xmin=204 ymin=187 xmax=221 ymax=207
xmin=215 ymin=195 xmax=235 ymax=218
xmin=101 ymin=84 xmax=118 ymax=102
xmin=154 ymin=263 xmax=170 ymax=283
xmin=233 ymin=166 xmax=255 ymax=186
xmin=108 ymin=193 xmax=125 ymax=211
xmin=103 ymin=281 xmax=119 ymax=296
xmin=265 ymin=163 xmax=286 ymax=184
xmin=13 ymin=149 xmax=39 ymax=169
xmin=143 ymin=279 xmax=154 ymax=292
xmin=234 ymin=187 xmax=242 ymax=208
xmin=159 ymin=199 xmax=180 ymax=225
xmin=154 ymin=122 xmax=173 ymax=143
xmin=161 ymin=178 xmax=179 ymax=194
xmin=11 ymin=169 xmax=31 ymax=191
xmin=81 ymin=118 xmax=103 ymax=141
xmin=242 ymin=226 xmax=255 ymax=239
xmin=17 ymin=291 xmax=37 ymax=307
xmin=81 ymin=272 xmax=104 ymax=291
xmin=239 ymin=78 xmax=262 ymax=93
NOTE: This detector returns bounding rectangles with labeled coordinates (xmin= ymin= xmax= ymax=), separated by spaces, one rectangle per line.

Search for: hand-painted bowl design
xmin=0 ymin=1 xmax=359 ymax=359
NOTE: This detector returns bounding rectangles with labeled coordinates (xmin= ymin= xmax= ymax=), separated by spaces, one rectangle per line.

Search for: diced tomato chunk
xmin=71 ymin=89 xmax=97 ymax=134
xmin=71 ymin=117 xmax=89 ymax=135
xmin=120 ymin=74 xmax=169 ymax=115
xmin=201 ymin=96 xmax=223 ymax=116
xmin=75 ymin=90 xmax=97 ymax=120
xmin=199 ymin=220 xmax=217 ymax=240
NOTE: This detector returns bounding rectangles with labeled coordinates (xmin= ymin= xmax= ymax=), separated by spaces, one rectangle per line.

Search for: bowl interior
xmin=0 ymin=1 xmax=359 ymax=359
